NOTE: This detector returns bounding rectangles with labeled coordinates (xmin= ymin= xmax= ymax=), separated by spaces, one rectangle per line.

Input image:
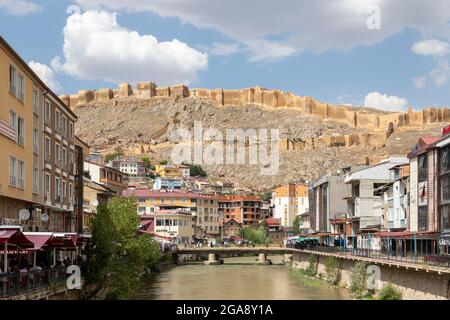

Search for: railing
xmin=286 ymin=244 xmax=450 ymax=268
xmin=0 ymin=267 xmax=67 ymax=299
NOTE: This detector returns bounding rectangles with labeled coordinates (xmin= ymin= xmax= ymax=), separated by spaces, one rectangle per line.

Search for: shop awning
xmin=0 ymin=228 xmax=34 ymax=248
xmin=23 ymin=232 xmax=54 ymax=251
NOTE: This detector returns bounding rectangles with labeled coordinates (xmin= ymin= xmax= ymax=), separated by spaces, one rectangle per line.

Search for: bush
xmin=305 ymin=254 xmax=318 ymax=277
xmin=377 ymin=284 xmax=403 ymax=300
xmin=349 ymin=262 xmax=368 ymax=298
xmin=324 ymin=256 xmax=340 ymax=285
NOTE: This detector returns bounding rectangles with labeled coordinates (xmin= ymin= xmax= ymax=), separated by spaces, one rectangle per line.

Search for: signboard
xmin=0 ymin=120 xmax=16 ymax=141
xmin=443 ymin=125 xmax=450 ymax=136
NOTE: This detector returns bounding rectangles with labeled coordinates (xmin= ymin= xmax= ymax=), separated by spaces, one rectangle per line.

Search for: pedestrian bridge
xmin=174 ymin=247 xmax=295 ymax=265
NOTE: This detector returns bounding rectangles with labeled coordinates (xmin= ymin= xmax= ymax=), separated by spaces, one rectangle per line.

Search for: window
xmin=441 ymin=146 xmax=450 ymax=174
xmin=69 ymin=183 xmax=74 ymax=206
xmin=62 ymin=147 xmax=67 ymax=169
xmin=17 ymin=117 xmax=24 ymax=146
xmin=9 ymin=156 xmax=16 ymax=186
xmin=139 ymin=197 xmax=146 ymax=203
xmin=17 ymin=160 xmax=24 ymax=189
xmin=62 ymin=116 xmax=67 ymax=135
xmin=418 ymin=154 xmax=427 ymax=182
xmin=45 ymin=100 xmax=51 ymax=123
xmin=33 ymin=167 xmax=39 ymax=194
xmin=156 ymin=219 xmax=163 ymax=226
xmin=9 ymin=65 xmax=16 ymax=95
xmin=62 ymin=180 xmax=66 ymax=201
xmin=44 ymin=173 xmax=51 ymax=199
xmin=418 ymin=206 xmax=427 ymax=231
xmin=45 ymin=136 xmax=51 ymax=161
xmin=9 ymin=110 xmax=16 ymax=129
xmin=442 ymin=175 xmax=450 ymax=203
xmin=55 ymin=110 xmax=61 ymax=131
xmin=69 ymin=121 xmax=74 ymax=139
xmin=55 ymin=177 xmax=61 ymax=202
xmin=55 ymin=143 xmax=61 ymax=166
xmin=441 ymin=205 xmax=450 ymax=231
xmin=33 ymin=128 xmax=39 ymax=154
xmin=17 ymin=73 xmax=24 ymax=102
xmin=32 ymin=87 xmax=40 ymax=115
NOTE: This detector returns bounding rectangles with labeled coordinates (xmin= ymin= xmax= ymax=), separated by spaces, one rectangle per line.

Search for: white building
xmin=153 ymin=209 xmax=194 ymax=243
xmin=108 ymin=156 xmax=146 ymax=178
xmin=383 ymin=164 xmax=409 ymax=231
xmin=271 ymin=184 xmax=309 ymax=227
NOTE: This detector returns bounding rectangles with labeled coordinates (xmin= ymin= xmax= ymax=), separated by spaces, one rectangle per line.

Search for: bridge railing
xmin=287 ymin=244 xmax=450 ymax=268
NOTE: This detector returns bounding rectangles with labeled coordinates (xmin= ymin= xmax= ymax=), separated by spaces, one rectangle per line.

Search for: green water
xmin=139 ymin=256 xmax=351 ymax=300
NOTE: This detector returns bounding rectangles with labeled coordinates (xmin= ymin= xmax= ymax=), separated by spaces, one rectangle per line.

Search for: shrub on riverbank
xmin=242 ymin=222 xmax=270 ymax=244
xmin=349 ymin=262 xmax=368 ymax=298
xmin=324 ymin=256 xmax=340 ymax=285
xmin=377 ymin=283 xmax=403 ymax=300
xmin=82 ymin=197 xmax=163 ymax=300
xmin=305 ymin=254 xmax=318 ymax=276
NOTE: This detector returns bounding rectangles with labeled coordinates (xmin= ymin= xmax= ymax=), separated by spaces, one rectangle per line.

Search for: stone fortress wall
xmin=61 ymin=82 xmax=450 ymax=152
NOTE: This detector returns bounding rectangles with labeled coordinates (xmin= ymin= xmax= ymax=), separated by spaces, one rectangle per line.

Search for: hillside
xmin=73 ymin=94 xmax=446 ymax=192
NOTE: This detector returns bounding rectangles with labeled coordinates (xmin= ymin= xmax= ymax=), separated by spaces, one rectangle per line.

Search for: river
xmin=138 ymin=255 xmax=351 ymax=300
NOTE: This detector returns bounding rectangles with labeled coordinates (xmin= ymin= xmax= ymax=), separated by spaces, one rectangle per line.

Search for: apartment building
xmin=218 ymin=195 xmax=263 ymax=226
xmin=344 ymin=157 xmax=408 ymax=250
xmin=84 ymin=160 xmax=128 ymax=196
xmin=108 ymin=156 xmax=147 ymax=178
xmin=0 ymin=36 xmax=78 ymax=233
xmin=155 ymin=164 xmax=190 ymax=178
xmin=272 ymin=184 xmax=309 ymax=227
xmin=153 ymin=177 xmax=184 ymax=190
xmin=383 ymin=164 xmax=410 ymax=231
xmin=153 ymin=209 xmax=194 ymax=243
xmin=123 ymin=189 xmax=220 ymax=236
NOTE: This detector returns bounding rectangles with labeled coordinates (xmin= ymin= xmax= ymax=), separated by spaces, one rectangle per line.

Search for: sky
xmin=1 ymin=0 xmax=450 ymax=111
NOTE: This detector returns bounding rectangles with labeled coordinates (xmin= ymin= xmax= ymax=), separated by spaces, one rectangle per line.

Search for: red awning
xmin=0 ymin=228 xmax=34 ymax=248
xmin=23 ymin=233 xmax=54 ymax=252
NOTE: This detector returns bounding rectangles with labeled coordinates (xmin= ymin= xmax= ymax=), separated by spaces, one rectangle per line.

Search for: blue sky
xmin=1 ymin=0 xmax=449 ymax=111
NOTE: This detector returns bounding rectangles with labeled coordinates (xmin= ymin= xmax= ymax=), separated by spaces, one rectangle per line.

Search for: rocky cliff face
xmin=74 ymin=95 xmax=446 ymax=192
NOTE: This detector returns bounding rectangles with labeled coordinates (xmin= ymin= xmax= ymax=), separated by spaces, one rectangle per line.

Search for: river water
xmin=139 ymin=256 xmax=351 ymax=300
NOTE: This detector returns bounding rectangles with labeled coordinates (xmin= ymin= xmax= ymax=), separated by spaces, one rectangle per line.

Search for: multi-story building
xmin=151 ymin=209 xmax=194 ymax=243
xmin=155 ymin=164 xmax=190 ymax=178
xmin=0 ymin=36 xmax=78 ymax=233
xmin=123 ymin=189 xmax=220 ymax=236
xmin=108 ymin=156 xmax=147 ymax=178
xmin=84 ymin=160 xmax=128 ymax=196
xmin=222 ymin=218 xmax=243 ymax=237
xmin=153 ymin=177 xmax=184 ymax=190
xmin=408 ymin=135 xmax=450 ymax=255
xmin=383 ymin=164 xmax=410 ymax=231
xmin=218 ymin=195 xmax=263 ymax=226
xmin=272 ymin=184 xmax=309 ymax=227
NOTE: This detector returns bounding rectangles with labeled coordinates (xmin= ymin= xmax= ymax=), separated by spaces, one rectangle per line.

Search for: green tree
xmin=261 ymin=191 xmax=272 ymax=202
xmin=104 ymin=146 xmax=125 ymax=163
xmin=159 ymin=160 xmax=169 ymax=165
xmin=190 ymin=164 xmax=207 ymax=177
xmin=141 ymin=157 xmax=152 ymax=169
xmin=349 ymin=262 xmax=368 ymax=298
xmin=377 ymin=284 xmax=402 ymax=300
xmin=83 ymin=197 xmax=162 ymax=300
xmin=242 ymin=222 xmax=270 ymax=244
xmin=293 ymin=216 xmax=301 ymax=235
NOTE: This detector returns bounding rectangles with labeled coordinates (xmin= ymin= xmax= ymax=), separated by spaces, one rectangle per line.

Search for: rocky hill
xmin=72 ymin=91 xmax=446 ymax=192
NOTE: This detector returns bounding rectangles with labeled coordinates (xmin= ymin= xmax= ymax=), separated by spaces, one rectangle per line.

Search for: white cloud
xmin=0 ymin=0 xmax=41 ymax=15
xmin=74 ymin=0 xmax=450 ymax=61
xmin=364 ymin=92 xmax=408 ymax=112
xmin=209 ymin=42 xmax=240 ymax=56
xmin=246 ymin=39 xmax=297 ymax=62
xmin=412 ymin=39 xmax=449 ymax=57
xmin=412 ymin=76 xmax=427 ymax=89
xmin=53 ymin=10 xmax=208 ymax=86
xmin=28 ymin=61 xmax=62 ymax=94
xmin=429 ymin=61 xmax=450 ymax=87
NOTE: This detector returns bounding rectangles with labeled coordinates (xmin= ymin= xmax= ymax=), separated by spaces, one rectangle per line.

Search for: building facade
xmin=272 ymin=184 xmax=309 ymax=227
xmin=123 ymin=189 xmax=220 ymax=236
xmin=153 ymin=209 xmax=194 ymax=243
xmin=0 ymin=36 xmax=78 ymax=233
xmin=108 ymin=156 xmax=146 ymax=178
xmin=155 ymin=164 xmax=190 ymax=178
xmin=218 ymin=195 xmax=263 ymax=226
xmin=84 ymin=160 xmax=128 ymax=196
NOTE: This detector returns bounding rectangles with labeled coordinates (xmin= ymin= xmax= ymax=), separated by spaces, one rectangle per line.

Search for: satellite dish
xmin=40 ymin=213 xmax=49 ymax=222
xmin=91 ymin=199 xmax=99 ymax=207
xmin=19 ymin=209 xmax=30 ymax=221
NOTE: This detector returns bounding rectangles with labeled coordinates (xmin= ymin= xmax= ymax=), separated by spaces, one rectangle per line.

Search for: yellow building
xmin=155 ymin=164 xmax=190 ymax=178
xmin=0 ymin=36 xmax=78 ymax=233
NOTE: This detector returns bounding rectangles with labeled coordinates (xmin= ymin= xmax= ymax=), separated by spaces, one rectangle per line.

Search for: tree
xmin=159 ymin=160 xmax=169 ymax=165
xmin=293 ymin=216 xmax=301 ymax=235
xmin=83 ymin=197 xmax=162 ymax=300
xmin=104 ymin=146 xmax=125 ymax=164
xmin=190 ymin=164 xmax=207 ymax=177
xmin=242 ymin=222 xmax=270 ymax=244
xmin=141 ymin=157 xmax=155 ymax=170
xmin=262 ymin=191 xmax=272 ymax=202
